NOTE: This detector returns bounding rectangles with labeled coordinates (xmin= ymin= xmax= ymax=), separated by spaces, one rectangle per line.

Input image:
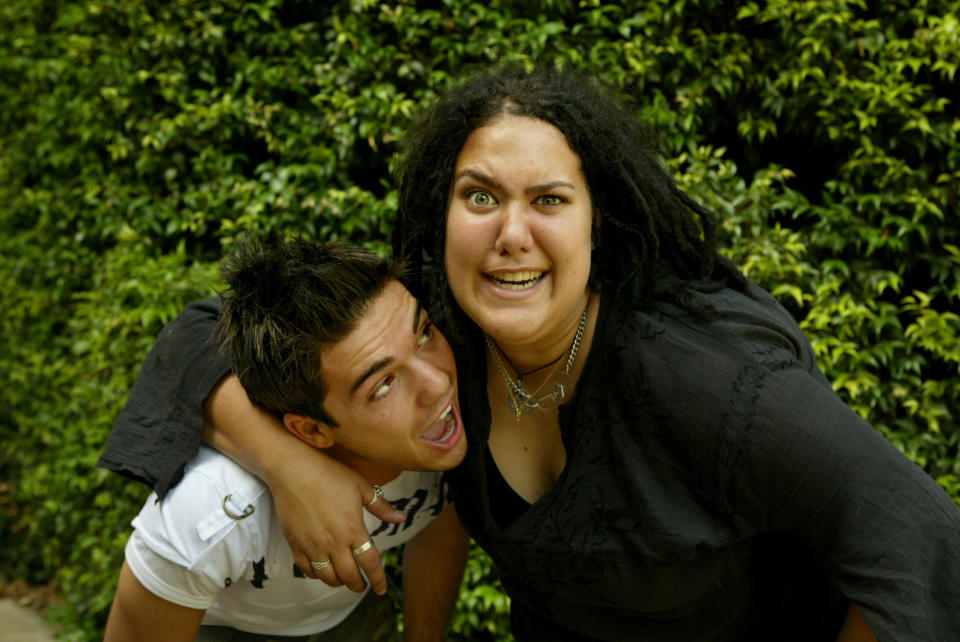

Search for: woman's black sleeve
xmin=97 ymin=297 xmax=229 ymax=499
xmin=727 ymin=359 xmax=960 ymax=639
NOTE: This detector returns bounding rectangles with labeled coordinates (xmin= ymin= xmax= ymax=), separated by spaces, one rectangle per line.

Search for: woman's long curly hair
xmin=393 ymin=62 xmax=745 ymax=344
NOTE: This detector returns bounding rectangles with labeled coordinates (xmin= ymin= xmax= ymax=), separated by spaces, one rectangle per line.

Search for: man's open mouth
xmin=422 ymin=403 xmax=457 ymax=443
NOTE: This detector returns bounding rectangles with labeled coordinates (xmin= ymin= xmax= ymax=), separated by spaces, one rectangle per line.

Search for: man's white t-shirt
xmin=125 ymin=446 xmax=448 ymax=636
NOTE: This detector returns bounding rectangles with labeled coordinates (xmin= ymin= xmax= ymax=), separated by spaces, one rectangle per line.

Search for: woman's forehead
xmin=458 ymin=115 xmax=576 ymax=161
xmin=451 ymin=115 xmax=586 ymax=196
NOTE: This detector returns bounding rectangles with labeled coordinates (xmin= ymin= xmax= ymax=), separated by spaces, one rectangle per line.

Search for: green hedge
xmin=2 ymin=1 xmax=957 ymax=639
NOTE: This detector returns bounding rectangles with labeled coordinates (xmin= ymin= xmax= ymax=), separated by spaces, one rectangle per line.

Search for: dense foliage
xmin=2 ymin=0 xmax=957 ymax=639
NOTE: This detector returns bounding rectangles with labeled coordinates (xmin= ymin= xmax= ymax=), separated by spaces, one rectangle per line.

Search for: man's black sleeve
xmin=97 ymin=297 xmax=229 ymax=498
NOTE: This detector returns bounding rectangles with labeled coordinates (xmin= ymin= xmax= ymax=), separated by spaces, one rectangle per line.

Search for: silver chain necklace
xmin=485 ymin=305 xmax=588 ymax=422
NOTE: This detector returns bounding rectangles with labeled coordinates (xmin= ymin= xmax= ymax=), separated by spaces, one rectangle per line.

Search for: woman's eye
xmin=467 ymin=190 xmax=496 ymax=207
xmin=371 ymin=376 xmax=395 ymax=400
xmin=417 ymin=322 xmax=434 ymax=348
xmin=535 ymin=194 xmax=564 ymax=207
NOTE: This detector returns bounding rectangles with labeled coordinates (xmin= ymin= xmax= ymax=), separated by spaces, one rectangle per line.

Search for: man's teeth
xmin=439 ymin=405 xmax=452 ymax=421
xmin=437 ymin=405 xmax=455 ymax=441
xmin=491 ymin=271 xmax=544 ymax=290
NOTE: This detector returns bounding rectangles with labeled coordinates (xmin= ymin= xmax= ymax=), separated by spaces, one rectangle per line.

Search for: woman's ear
xmin=283 ymin=413 xmax=335 ymax=449
xmin=592 ymin=207 xmax=602 ymax=250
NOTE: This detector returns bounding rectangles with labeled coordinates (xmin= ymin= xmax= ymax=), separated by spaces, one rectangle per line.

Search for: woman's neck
xmin=493 ymin=292 xmax=599 ymax=375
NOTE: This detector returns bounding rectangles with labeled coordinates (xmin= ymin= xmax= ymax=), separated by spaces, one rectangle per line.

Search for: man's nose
xmin=415 ymin=359 xmax=451 ymax=406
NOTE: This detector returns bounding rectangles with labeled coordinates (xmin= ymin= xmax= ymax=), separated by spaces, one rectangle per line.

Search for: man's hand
xmin=202 ymin=375 xmax=406 ymax=594
xmin=265 ymin=446 xmax=406 ymax=594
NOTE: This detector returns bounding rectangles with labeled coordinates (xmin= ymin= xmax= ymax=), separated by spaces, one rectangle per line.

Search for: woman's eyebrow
xmin=453 ymin=169 xmax=574 ymax=195
xmin=528 ymin=180 xmax=575 ymax=193
xmin=453 ymin=168 xmax=501 ymax=189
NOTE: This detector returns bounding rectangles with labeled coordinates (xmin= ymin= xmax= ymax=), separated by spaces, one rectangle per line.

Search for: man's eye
xmin=467 ymin=190 xmax=496 ymax=207
xmin=417 ymin=322 xmax=434 ymax=347
xmin=371 ymin=376 xmax=395 ymax=400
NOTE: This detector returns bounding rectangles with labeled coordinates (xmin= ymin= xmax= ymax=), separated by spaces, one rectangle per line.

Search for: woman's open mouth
xmin=487 ymin=270 xmax=545 ymax=290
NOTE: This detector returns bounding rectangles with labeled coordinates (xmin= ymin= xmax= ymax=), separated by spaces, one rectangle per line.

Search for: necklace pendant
xmin=552 ymin=372 xmax=570 ymax=403
xmin=507 ymin=392 xmax=529 ymax=421
xmin=485 ymin=303 xmax=587 ymax=423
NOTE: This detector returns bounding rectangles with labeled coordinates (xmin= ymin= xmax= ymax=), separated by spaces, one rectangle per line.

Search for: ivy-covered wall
xmin=1 ymin=1 xmax=957 ymax=639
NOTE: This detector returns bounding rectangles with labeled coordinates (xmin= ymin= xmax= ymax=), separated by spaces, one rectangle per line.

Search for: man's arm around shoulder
xmin=400 ymin=504 xmax=469 ymax=642
xmin=104 ymin=561 xmax=205 ymax=642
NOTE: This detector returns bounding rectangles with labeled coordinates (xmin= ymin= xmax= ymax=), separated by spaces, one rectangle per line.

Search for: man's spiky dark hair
xmin=214 ymin=238 xmax=404 ymax=425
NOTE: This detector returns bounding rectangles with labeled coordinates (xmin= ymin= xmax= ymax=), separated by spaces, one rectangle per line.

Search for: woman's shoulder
xmin=591 ymin=280 xmax=830 ymax=454
xmin=584 ymin=283 xmax=832 ymax=509
xmin=605 ymin=278 xmax=820 ymax=378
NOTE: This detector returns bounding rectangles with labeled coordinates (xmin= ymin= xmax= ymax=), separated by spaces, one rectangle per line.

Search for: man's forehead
xmin=322 ymin=280 xmax=420 ymax=393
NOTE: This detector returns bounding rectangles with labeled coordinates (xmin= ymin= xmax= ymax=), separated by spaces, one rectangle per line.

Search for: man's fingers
xmin=286 ymin=482 xmax=397 ymax=595
xmin=296 ymin=551 xmax=348 ymax=587
xmin=354 ymin=543 xmax=388 ymax=595
xmin=293 ymin=553 xmax=318 ymax=580
xmin=363 ymin=493 xmax=406 ymax=524
xmin=312 ymin=563 xmax=344 ymax=588
xmin=329 ymin=549 xmax=368 ymax=593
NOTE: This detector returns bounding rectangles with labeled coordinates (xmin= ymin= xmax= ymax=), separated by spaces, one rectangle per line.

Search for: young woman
xmin=101 ymin=64 xmax=960 ymax=641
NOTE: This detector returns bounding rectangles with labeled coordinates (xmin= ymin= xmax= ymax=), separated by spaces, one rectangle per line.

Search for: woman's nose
xmin=494 ymin=204 xmax=532 ymax=255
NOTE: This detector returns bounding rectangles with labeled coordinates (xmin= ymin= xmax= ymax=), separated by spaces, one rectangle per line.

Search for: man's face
xmin=318 ymin=280 xmax=466 ymax=479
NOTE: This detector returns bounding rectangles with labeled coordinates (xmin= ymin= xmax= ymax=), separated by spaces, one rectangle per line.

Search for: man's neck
xmin=326 ymin=446 xmax=403 ymax=487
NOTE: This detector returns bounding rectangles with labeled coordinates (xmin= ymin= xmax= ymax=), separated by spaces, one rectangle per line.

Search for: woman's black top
xmin=447 ymin=282 xmax=960 ymax=640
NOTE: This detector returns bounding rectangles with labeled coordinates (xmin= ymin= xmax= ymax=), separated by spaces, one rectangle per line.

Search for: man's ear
xmin=283 ymin=412 xmax=335 ymax=449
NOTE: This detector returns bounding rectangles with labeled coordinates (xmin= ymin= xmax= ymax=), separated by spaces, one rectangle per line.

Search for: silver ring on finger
xmin=310 ymin=559 xmax=330 ymax=571
xmin=364 ymin=484 xmax=384 ymax=508
xmin=352 ymin=538 xmax=375 ymax=556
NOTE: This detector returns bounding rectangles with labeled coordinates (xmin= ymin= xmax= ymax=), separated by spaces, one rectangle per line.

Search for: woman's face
xmin=444 ymin=114 xmax=594 ymax=352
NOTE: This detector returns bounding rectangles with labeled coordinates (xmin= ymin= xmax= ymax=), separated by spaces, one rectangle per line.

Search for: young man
xmin=104 ymin=239 xmax=468 ymax=641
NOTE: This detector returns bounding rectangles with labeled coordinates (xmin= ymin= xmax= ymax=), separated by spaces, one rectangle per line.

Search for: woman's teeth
xmin=490 ymin=271 xmax=544 ymax=290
